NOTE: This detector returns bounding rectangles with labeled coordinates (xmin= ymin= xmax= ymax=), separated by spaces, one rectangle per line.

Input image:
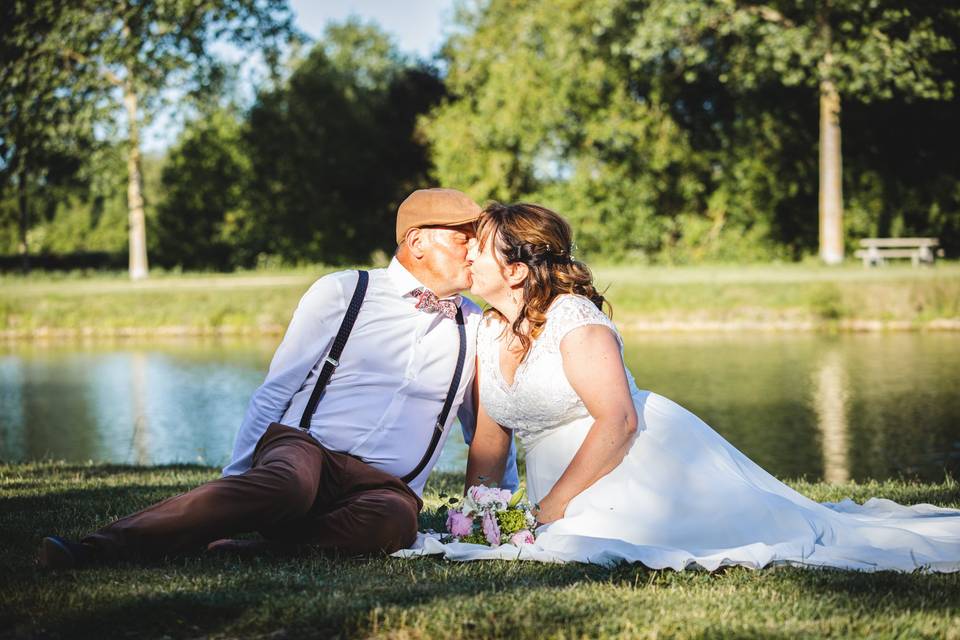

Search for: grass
xmin=3 ymin=462 xmax=959 ymax=639
xmin=1 ymin=262 xmax=959 ymax=336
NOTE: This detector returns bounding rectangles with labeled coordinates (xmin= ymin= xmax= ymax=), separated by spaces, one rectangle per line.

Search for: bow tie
xmin=411 ymin=288 xmax=458 ymax=319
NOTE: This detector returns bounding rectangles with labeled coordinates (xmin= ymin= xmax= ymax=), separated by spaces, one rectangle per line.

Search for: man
xmin=39 ymin=187 xmax=518 ymax=568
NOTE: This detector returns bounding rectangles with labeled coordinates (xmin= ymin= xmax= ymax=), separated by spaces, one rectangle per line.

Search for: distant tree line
xmin=1 ymin=1 xmax=958 ymax=272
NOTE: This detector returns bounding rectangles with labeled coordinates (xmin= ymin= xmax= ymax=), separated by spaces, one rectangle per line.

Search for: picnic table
xmin=854 ymin=237 xmax=943 ymax=267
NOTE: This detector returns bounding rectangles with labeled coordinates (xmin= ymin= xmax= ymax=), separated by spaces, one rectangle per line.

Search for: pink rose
xmin=446 ymin=510 xmax=474 ymax=538
xmin=468 ymin=485 xmax=487 ymax=502
xmin=509 ymin=529 xmax=535 ymax=546
xmin=469 ymin=485 xmax=510 ymax=510
xmin=481 ymin=511 xmax=501 ymax=546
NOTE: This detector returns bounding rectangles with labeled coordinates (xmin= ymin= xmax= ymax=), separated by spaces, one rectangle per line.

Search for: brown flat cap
xmin=396 ymin=188 xmax=482 ymax=244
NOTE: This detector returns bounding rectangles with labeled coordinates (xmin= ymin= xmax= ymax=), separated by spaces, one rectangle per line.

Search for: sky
xmin=142 ymin=0 xmax=456 ymax=152
xmin=290 ymin=0 xmax=456 ymax=58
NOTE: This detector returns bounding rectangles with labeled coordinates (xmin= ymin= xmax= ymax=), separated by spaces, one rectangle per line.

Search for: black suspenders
xmin=402 ymin=305 xmax=466 ymax=483
xmin=298 ymin=270 xmax=369 ymax=430
xmin=297 ymin=270 xmax=467 ymax=484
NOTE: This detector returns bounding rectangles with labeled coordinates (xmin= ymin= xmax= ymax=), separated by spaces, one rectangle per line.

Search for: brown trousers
xmin=83 ymin=423 xmax=422 ymax=561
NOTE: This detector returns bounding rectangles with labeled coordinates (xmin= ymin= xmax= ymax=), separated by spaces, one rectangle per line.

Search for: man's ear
xmin=506 ymin=261 xmax=528 ymax=287
xmin=404 ymin=228 xmax=428 ymax=259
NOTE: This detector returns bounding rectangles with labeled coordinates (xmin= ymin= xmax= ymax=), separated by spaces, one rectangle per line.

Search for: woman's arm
xmin=464 ymin=357 xmax=512 ymax=493
xmin=533 ymin=324 xmax=638 ymax=524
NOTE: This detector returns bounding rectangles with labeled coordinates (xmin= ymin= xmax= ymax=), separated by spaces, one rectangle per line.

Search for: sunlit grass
xmin=2 ymin=462 xmax=958 ymax=639
xmin=1 ymin=262 xmax=959 ymax=335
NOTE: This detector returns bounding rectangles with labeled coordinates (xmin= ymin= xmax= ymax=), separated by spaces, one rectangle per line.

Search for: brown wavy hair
xmin=477 ymin=202 xmax=610 ymax=361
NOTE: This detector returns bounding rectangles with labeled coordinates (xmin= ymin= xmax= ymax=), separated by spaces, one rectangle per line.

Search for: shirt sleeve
xmin=222 ymin=272 xmax=353 ymax=476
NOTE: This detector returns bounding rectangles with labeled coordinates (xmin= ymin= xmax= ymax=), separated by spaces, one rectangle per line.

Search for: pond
xmin=1 ymin=333 xmax=958 ymax=482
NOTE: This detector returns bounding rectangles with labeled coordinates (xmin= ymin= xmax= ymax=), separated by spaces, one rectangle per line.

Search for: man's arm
xmin=222 ymin=272 xmax=352 ymax=476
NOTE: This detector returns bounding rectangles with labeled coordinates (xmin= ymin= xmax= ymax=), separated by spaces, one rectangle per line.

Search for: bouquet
xmin=438 ymin=485 xmax=537 ymax=546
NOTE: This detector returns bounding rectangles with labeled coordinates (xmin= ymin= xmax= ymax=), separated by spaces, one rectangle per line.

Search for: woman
xmin=398 ymin=202 xmax=960 ymax=571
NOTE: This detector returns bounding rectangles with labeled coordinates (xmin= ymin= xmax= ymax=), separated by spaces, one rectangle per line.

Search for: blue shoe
xmin=38 ymin=536 xmax=94 ymax=569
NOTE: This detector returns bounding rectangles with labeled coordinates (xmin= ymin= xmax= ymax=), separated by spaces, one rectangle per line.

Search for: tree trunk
xmin=124 ymin=78 xmax=149 ymax=280
xmin=17 ymin=162 xmax=30 ymax=273
xmin=818 ymin=30 xmax=844 ymax=264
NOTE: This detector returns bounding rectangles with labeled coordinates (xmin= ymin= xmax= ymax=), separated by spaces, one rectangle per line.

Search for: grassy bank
xmin=2 ymin=462 xmax=959 ymax=639
xmin=2 ymin=263 xmax=960 ymax=337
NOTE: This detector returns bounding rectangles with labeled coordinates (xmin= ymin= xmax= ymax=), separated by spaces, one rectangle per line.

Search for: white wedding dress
xmin=395 ymin=294 xmax=960 ymax=571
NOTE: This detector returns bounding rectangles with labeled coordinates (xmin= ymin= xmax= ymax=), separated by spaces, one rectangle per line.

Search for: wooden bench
xmin=854 ymin=237 xmax=943 ymax=267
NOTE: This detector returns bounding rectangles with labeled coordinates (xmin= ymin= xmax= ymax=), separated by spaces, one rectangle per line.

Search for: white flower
xmin=525 ymin=510 xmax=537 ymax=527
xmin=460 ymin=491 xmax=479 ymax=517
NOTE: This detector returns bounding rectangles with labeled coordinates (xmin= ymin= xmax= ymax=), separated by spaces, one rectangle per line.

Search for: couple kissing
xmin=41 ymin=188 xmax=960 ymax=573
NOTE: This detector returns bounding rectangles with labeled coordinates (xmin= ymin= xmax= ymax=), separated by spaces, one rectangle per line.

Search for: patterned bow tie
xmin=411 ymin=288 xmax=458 ymax=319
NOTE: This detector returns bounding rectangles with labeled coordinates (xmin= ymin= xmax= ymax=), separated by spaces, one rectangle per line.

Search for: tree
xmin=425 ymin=0 xmax=716 ymax=260
xmin=426 ymin=0 xmax=958 ymax=262
xmin=0 ymin=0 xmax=102 ymax=270
xmin=153 ymin=107 xmax=250 ymax=270
xmin=41 ymin=0 xmax=295 ymax=278
xmin=242 ymin=19 xmax=445 ymax=265
xmin=624 ymin=0 xmax=958 ymax=263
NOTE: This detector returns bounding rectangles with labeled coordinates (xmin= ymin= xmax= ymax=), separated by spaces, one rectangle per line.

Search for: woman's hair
xmin=477 ymin=202 xmax=610 ymax=360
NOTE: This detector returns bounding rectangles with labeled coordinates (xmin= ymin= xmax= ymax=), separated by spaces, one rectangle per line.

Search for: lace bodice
xmin=478 ymin=294 xmax=638 ymax=444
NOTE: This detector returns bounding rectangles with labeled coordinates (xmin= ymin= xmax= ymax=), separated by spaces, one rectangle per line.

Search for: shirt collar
xmin=387 ymin=257 xmax=463 ymax=307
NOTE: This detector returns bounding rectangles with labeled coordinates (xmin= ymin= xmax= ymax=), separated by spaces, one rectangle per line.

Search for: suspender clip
xmin=435 ymin=420 xmax=445 ymax=433
xmin=324 ymin=355 xmax=340 ymax=367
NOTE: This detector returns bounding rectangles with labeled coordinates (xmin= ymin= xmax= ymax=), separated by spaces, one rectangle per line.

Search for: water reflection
xmin=812 ymin=345 xmax=850 ymax=483
xmin=0 ymin=340 xmax=270 ymax=466
xmin=620 ymin=333 xmax=960 ymax=482
xmin=1 ymin=334 xmax=958 ymax=482
xmin=130 ymin=351 xmax=150 ymax=465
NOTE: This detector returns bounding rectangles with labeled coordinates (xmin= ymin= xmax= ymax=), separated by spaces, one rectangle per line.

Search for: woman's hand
xmin=532 ymin=495 xmax=568 ymax=525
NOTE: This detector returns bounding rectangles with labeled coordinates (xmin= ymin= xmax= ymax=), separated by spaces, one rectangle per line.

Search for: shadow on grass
xmin=13 ymin=555 xmax=960 ymax=640
xmin=5 ymin=465 xmax=960 ymax=638
xmin=7 ymin=555 xmax=609 ymax=638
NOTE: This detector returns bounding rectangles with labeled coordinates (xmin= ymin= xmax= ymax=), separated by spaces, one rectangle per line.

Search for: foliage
xmin=153 ymin=19 xmax=446 ymax=268
xmin=0 ymin=0 xmax=107 ymax=263
xmin=3 ymin=1 xmax=959 ymax=267
xmin=426 ymin=0 xmax=960 ymax=261
xmin=152 ymin=108 xmax=250 ymax=270
xmin=1 ymin=0 xmax=297 ymax=275
xmin=0 ymin=143 xmax=160 ymax=258
xmin=238 ymin=19 xmax=445 ymax=265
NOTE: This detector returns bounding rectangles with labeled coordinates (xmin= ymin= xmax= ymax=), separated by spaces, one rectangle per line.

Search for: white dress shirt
xmin=223 ymin=257 xmax=518 ymax=496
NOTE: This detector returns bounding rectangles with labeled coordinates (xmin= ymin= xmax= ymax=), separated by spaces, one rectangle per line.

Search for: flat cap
xmin=396 ymin=188 xmax=482 ymax=244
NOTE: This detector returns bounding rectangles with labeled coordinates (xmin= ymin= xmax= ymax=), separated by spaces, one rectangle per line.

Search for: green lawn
xmin=2 ymin=262 xmax=960 ymax=336
xmin=3 ymin=462 xmax=959 ymax=639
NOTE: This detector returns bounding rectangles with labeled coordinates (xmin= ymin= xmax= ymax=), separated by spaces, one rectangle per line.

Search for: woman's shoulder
xmin=546 ymin=294 xmax=618 ymax=343
xmin=547 ymin=293 xmax=607 ymax=319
